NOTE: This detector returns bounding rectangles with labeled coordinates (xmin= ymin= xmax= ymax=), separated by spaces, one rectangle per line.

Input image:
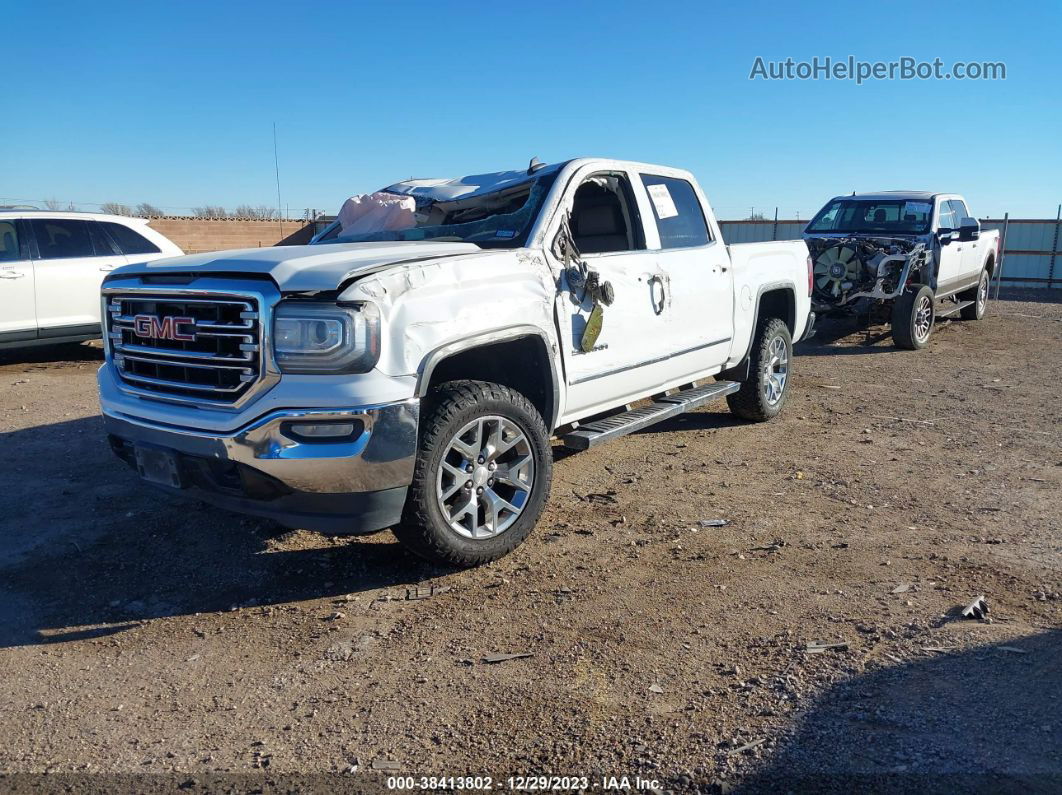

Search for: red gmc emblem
xmin=132 ymin=314 xmax=196 ymax=342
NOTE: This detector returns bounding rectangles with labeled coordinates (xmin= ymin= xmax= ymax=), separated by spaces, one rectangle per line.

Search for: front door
xmin=551 ymin=169 xmax=665 ymax=418
xmin=933 ymin=199 xmax=963 ymax=292
xmin=29 ymin=218 xmax=127 ymax=333
xmin=0 ymin=219 xmax=36 ymax=339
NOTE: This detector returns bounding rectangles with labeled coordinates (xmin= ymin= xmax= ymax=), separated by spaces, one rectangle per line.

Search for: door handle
xmin=0 ymin=270 xmax=25 ymax=279
xmin=648 ymin=274 xmax=666 ymax=315
xmin=99 ymin=266 xmax=116 ymax=272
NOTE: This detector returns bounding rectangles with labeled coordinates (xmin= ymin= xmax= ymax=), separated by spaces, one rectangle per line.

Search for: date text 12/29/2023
xmin=386 ymin=776 xmax=664 ymax=791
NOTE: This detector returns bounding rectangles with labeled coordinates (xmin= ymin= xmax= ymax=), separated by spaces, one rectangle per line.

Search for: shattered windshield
xmin=806 ymin=198 xmax=932 ymax=235
xmin=317 ymin=173 xmax=558 ymax=250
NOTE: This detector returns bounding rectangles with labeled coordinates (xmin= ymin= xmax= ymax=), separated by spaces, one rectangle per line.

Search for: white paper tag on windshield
xmin=647 ymin=184 xmax=678 ymax=219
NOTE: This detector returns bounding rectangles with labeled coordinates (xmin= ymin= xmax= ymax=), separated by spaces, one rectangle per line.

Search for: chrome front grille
xmin=107 ymin=293 xmax=263 ymax=403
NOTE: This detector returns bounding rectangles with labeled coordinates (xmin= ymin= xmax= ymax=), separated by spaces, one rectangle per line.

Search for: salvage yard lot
xmin=1 ymin=297 xmax=1060 ymax=791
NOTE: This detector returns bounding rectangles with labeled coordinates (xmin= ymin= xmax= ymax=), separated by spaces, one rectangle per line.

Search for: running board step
xmin=937 ymin=299 xmax=975 ymax=318
xmin=562 ymin=381 xmax=741 ymax=451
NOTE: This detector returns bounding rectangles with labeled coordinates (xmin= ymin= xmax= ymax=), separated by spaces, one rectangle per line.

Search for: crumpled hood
xmin=112 ymin=240 xmax=486 ymax=292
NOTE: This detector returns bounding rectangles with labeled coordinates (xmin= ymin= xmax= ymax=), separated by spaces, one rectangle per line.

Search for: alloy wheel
xmin=762 ymin=335 xmax=789 ymax=406
xmin=914 ymin=295 xmax=933 ymax=342
xmin=435 ymin=415 xmax=535 ymax=539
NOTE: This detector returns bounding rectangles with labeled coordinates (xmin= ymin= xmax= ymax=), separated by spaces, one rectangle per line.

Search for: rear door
xmin=29 ymin=218 xmax=128 ymax=334
xmin=0 ymin=218 xmax=37 ymax=340
xmin=637 ymin=173 xmax=734 ymax=372
xmin=949 ymin=199 xmax=983 ymax=282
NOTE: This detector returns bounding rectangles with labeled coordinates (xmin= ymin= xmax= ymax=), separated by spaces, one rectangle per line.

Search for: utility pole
xmin=1048 ymin=203 xmax=1060 ymax=289
xmin=273 ymin=122 xmax=283 ymax=236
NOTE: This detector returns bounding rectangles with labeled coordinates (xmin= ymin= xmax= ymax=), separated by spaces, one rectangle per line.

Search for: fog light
xmin=288 ymin=422 xmax=356 ymax=438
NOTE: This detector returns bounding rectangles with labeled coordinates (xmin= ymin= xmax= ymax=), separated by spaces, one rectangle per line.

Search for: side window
xmin=948 ymin=199 xmax=970 ymax=224
xmin=936 ymin=202 xmax=957 ymax=231
xmin=30 ymin=219 xmax=105 ymax=259
xmin=639 ymin=175 xmax=711 ymax=249
xmin=89 ymin=223 xmax=119 ymax=256
xmin=100 ymin=221 xmax=161 ymax=255
xmin=569 ymin=173 xmax=644 ymax=255
xmin=0 ymin=221 xmax=21 ymax=261
xmin=814 ymin=206 xmax=839 ymax=229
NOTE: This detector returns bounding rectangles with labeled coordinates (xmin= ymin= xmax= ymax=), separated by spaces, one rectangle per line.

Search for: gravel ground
xmin=0 ymin=296 xmax=1059 ymax=794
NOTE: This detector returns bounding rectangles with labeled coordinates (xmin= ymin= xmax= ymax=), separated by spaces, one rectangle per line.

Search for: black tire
xmin=959 ymin=268 xmax=990 ymax=320
xmin=726 ymin=317 xmax=792 ymax=422
xmin=891 ymin=285 xmax=935 ymax=350
xmin=393 ymin=380 xmax=553 ymax=567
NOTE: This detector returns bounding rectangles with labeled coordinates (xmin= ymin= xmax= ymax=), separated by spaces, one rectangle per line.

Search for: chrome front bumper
xmin=104 ymin=400 xmax=419 ymax=533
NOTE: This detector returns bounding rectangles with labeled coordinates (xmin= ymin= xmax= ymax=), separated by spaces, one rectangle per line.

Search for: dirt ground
xmin=1 ymin=295 xmax=1060 ymax=794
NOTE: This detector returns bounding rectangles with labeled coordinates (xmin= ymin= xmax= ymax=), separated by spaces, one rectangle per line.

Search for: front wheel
xmin=393 ymin=380 xmax=553 ymax=567
xmin=726 ymin=317 xmax=792 ymax=422
xmin=891 ymin=285 xmax=935 ymax=350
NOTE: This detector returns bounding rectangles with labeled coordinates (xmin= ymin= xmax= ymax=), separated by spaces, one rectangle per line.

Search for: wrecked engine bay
xmin=807 ymin=236 xmax=930 ymax=311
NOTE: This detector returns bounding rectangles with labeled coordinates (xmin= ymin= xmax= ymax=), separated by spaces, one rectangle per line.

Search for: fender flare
xmin=983 ymin=247 xmax=997 ymax=275
xmin=721 ymin=282 xmax=796 ymax=381
xmin=414 ymin=324 xmax=563 ymax=430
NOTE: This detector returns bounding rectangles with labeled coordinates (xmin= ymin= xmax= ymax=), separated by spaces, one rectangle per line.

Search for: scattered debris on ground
xmin=482 ymin=652 xmax=534 ymax=664
xmin=962 ymin=595 xmax=990 ymax=620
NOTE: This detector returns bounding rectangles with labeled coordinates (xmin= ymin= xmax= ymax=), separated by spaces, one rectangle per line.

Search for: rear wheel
xmin=959 ymin=268 xmax=990 ymax=320
xmin=726 ymin=317 xmax=792 ymax=422
xmin=393 ymin=380 xmax=553 ymax=567
xmin=892 ymin=285 xmax=935 ymax=350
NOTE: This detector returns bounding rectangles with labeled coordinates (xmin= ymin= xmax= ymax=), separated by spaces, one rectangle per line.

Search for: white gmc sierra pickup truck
xmin=99 ymin=158 xmax=813 ymax=566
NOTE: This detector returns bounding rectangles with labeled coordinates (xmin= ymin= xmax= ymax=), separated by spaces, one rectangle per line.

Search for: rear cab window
xmin=638 ymin=174 xmax=711 ymax=249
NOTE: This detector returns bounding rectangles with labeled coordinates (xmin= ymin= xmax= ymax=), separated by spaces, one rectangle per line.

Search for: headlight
xmin=272 ymin=301 xmax=380 ymax=374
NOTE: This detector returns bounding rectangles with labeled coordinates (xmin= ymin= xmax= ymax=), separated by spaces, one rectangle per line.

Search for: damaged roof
xmin=383 ymin=161 xmax=567 ymax=202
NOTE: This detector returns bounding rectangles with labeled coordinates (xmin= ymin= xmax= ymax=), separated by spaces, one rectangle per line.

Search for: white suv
xmin=0 ymin=211 xmax=183 ymax=348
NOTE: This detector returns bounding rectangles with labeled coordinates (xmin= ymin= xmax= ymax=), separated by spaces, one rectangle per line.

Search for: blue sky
xmin=3 ymin=0 xmax=1059 ymax=219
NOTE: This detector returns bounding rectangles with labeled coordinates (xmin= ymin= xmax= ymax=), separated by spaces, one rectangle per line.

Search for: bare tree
xmin=43 ymin=198 xmax=65 ymax=211
xmin=233 ymin=204 xmax=278 ymax=220
xmin=101 ymin=202 xmax=133 ymax=216
xmin=135 ymin=202 xmax=164 ymax=217
xmin=745 ymin=211 xmax=767 ymax=221
xmin=193 ymin=206 xmax=228 ymax=219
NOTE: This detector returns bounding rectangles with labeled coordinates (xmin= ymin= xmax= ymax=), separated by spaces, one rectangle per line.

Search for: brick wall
xmin=145 ymin=218 xmax=315 ymax=255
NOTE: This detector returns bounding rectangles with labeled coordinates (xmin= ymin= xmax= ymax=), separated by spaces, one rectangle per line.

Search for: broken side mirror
xmin=958 ymin=217 xmax=980 ymax=242
xmin=552 ymin=214 xmax=582 ymax=269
